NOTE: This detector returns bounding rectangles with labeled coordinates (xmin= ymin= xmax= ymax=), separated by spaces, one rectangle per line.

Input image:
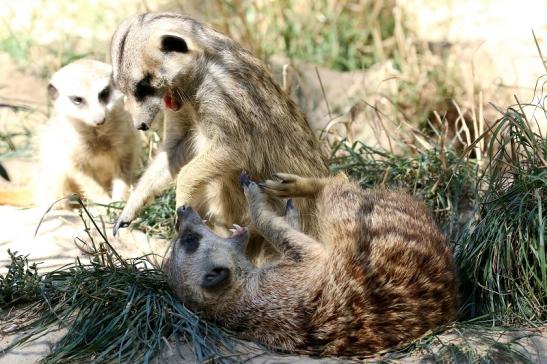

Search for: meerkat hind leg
xmin=260 ymin=173 xmax=329 ymax=198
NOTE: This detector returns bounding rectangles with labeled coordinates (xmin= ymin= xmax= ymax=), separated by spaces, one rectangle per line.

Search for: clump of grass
xmin=330 ymin=140 xmax=477 ymax=239
xmin=133 ymin=187 xmax=177 ymax=239
xmin=1 ymin=201 xmax=246 ymax=363
xmin=0 ymin=250 xmax=40 ymax=308
xmin=457 ymin=105 xmax=547 ymax=324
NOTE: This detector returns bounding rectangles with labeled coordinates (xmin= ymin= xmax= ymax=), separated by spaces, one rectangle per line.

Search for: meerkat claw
xmin=286 ymin=198 xmax=294 ymax=210
xmin=229 ymin=223 xmax=246 ymax=236
xmin=240 ymin=170 xmax=251 ymax=187
xmin=273 ymin=173 xmax=297 ymax=183
xmin=113 ymin=219 xmax=130 ymax=237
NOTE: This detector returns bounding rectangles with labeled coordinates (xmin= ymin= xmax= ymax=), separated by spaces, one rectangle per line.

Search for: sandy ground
xmin=0 ymin=205 xmax=167 ymax=274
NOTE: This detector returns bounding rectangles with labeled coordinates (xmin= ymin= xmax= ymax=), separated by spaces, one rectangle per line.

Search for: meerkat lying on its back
xmin=164 ymin=172 xmax=459 ymax=357
xmin=110 ymin=13 xmax=329 ymax=257
xmin=37 ymin=60 xmax=140 ymax=208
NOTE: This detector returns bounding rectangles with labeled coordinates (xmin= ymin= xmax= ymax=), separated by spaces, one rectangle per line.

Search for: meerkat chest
xmin=86 ymin=152 xmax=117 ymax=186
xmin=191 ymin=126 xmax=211 ymax=155
xmin=71 ymin=140 xmax=118 ymax=180
xmin=87 ymin=152 xmax=116 ymax=171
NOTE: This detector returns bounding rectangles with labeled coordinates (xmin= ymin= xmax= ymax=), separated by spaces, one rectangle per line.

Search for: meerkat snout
xmin=92 ymin=113 xmax=106 ymax=126
xmin=176 ymin=204 xmax=202 ymax=226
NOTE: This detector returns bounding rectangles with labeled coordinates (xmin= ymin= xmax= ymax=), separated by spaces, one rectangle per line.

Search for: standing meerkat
xmin=164 ymin=172 xmax=459 ymax=356
xmin=109 ymin=13 xmax=329 ymax=254
xmin=35 ymin=60 xmax=140 ymax=208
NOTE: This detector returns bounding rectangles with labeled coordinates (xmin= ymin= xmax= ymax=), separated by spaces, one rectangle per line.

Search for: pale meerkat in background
xmin=35 ymin=60 xmax=140 ymax=208
xmin=164 ymin=171 xmax=459 ymax=356
xmin=110 ymin=13 xmax=329 ymax=260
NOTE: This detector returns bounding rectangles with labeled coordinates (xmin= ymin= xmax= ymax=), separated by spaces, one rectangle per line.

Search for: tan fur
xmin=35 ymin=60 xmax=140 ymax=208
xmin=109 ymin=13 xmax=329 ymax=259
xmin=165 ymin=173 xmax=459 ymax=357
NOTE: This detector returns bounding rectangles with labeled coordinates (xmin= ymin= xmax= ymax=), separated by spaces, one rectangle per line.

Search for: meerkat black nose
xmin=137 ymin=123 xmax=149 ymax=131
xmin=177 ymin=204 xmax=192 ymax=217
xmin=201 ymin=267 xmax=230 ymax=289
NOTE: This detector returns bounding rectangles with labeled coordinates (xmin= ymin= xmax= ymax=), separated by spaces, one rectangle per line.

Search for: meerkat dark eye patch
xmin=160 ymin=35 xmax=188 ymax=53
xmin=178 ymin=230 xmax=201 ymax=253
xmin=135 ymin=75 xmax=155 ymax=101
xmin=47 ymin=84 xmax=59 ymax=100
xmin=98 ymin=86 xmax=111 ymax=103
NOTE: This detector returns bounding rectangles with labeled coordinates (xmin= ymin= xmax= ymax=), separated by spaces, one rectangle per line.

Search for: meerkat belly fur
xmin=110 ymin=13 xmax=329 ymax=259
xmin=37 ymin=60 xmax=140 ymax=208
xmin=164 ymin=172 xmax=459 ymax=356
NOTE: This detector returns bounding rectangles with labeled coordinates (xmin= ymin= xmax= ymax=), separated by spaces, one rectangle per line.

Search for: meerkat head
xmin=48 ymin=60 xmax=123 ymax=128
xmin=110 ymin=13 xmax=231 ymax=131
xmin=164 ymin=204 xmax=250 ymax=309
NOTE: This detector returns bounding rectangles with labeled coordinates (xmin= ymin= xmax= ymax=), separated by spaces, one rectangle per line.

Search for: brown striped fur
xmin=109 ymin=13 xmax=329 ymax=262
xmin=164 ymin=172 xmax=459 ymax=356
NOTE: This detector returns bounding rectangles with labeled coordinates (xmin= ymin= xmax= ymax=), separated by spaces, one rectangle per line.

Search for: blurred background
xmin=0 ymin=0 xmax=546 ymax=149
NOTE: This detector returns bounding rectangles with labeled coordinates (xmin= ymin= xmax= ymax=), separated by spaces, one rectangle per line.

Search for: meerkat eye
xmin=160 ymin=35 xmax=188 ymax=53
xmin=98 ymin=86 xmax=111 ymax=103
xmin=69 ymin=96 xmax=84 ymax=105
xmin=135 ymin=76 xmax=155 ymax=101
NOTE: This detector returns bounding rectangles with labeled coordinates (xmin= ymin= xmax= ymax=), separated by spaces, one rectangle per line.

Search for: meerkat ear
xmin=160 ymin=34 xmax=189 ymax=53
xmin=47 ymin=84 xmax=59 ymax=100
xmin=228 ymin=228 xmax=249 ymax=253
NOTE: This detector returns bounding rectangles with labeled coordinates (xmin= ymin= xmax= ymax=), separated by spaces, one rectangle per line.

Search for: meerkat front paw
xmin=240 ymin=171 xmax=283 ymax=237
xmin=240 ymin=170 xmax=271 ymax=219
xmin=113 ymin=207 xmax=136 ymax=236
xmin=240 ymin=171 xmax=263 ymax=202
